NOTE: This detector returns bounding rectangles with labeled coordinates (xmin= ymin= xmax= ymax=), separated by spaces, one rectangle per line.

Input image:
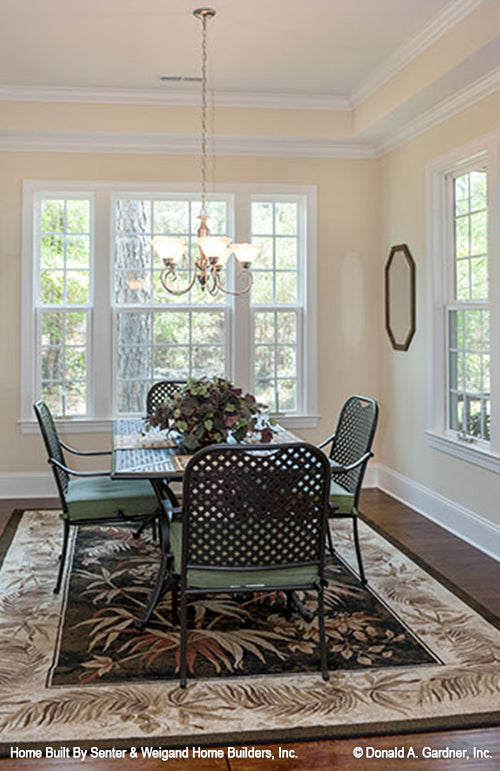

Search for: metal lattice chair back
xmin=146 ymin=380 xmax=187 ymax=415
xmin=34 ymin=400 xmax=69 ymax=499
xmin=182 ymin=443 xmax=330 ymax=571
xmin=330 ymin=395 xmax=378 ymax=499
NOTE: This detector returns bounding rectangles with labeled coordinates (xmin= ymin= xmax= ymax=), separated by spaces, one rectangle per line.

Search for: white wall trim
xmin=426 ymin=430 xmax=500 ymax=474
xmin=376 ymin=65 xmax=500 ymax=156
xmin=351 ymin=0 xmax=485 ymax=106
xmin=362 ymin=466 xmax=377 ymax=488
xmin=3 ymin=465 xmax=498 ymax=566
xmin=3 ymin=62 xmax=499 ymax=163
xmin=0 ymin=472 xmax=57 ymax=499
xmin=0 ymin=85 xmax=351 ymax=112
xmin=0 ymin=465 xmax=376 ymax=499
xmin=376 ymin=463 xmax=500 ymax=561
xmin=0 ymin=130 xmax=376 ymax=159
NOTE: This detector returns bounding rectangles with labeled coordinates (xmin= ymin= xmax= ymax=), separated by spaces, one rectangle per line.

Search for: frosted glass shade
xmin=231 ymin=242 xmax=262 ymax=265
xmin=151 ymin=236 xmax=187 ymax=265
xmin=196 ymin=236 xmax=231 ymax=263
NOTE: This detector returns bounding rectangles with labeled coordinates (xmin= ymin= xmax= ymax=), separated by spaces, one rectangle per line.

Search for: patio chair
xmin=318 ymin=395 xmax=378 ymax=585
xmin=146 ymin=380 xmax=187 ymax=416
xmin=164 ymin=442 xmax=331 ymax=687
xmin=34 ymin=400 xmax=159 ymax=594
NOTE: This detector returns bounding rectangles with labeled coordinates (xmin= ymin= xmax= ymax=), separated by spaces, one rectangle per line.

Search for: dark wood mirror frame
xmin=384 ymin=243 xmax=416 ymax=351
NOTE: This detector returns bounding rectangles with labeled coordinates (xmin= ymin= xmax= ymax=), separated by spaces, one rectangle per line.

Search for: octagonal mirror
xmin=384 ymin=244 xmax=416 ymax=351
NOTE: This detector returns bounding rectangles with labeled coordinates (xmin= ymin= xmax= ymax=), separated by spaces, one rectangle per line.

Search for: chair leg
xmin=326 ymin=517 xmax=335 ymax=558
xmin=54 ymin=520 xmax=70 ymax=595
xmin=135 ymin=553 xmax=173 ymax=629
xmin=317 ymin=583 xmax=329 ymax=681
xmin=135 ymin=508 xmax=173 ymax=628
xmin=285 ymin=590 xmax=293 ymax=620
xmin=180 ymin=591 xmax=188 ymax=688
xmin=352 ymin=515 xmax=366 ymax=586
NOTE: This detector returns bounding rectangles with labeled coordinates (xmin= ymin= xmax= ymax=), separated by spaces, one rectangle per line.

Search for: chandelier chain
xmin=200 ymin=12 xmax=208 ymax=215
xmin=153 ymin=9 xmax=258 ymax=297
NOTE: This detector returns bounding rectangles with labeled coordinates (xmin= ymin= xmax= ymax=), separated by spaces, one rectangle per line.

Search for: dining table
xmin=110 ymin=417 xmax=306 ymax=626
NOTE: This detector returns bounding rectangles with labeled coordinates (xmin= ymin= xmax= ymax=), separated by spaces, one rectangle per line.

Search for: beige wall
xmin=0 ymin=146 xmax=379 ymax=475
xmin=0 ymin=101 xmax=352 ymax=139
xmin=2 ymin=87 xmax=500 ymax=536
xmin=377 ymin=89 xmax=500 ymax=529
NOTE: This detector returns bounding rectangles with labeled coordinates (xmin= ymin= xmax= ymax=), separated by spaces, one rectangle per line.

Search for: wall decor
xmin=385 ymin=243 xmax=416 ymax=351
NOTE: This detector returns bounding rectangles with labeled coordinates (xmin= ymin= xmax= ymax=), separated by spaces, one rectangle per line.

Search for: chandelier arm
xmin=207 ymin=267 xmax=221 ymax=295
xmin=159 ymin=268 xmax=198 ymax=296
xmin=213 ymin=268 xmax=254 ymax=296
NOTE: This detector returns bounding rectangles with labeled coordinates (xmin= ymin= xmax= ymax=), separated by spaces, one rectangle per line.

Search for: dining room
xmin=0 ymin=1 xmax=499 ymax=768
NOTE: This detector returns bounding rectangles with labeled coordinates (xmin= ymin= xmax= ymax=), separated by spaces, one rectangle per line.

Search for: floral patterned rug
xmin=50 ymin=525 xmax=435 ymax=685
xmin=0 ymin=510 xmax=499 ymax=751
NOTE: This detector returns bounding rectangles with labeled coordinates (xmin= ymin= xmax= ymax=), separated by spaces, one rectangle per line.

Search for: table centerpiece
xmin=146 ymin=376 xmax=274 ymax=453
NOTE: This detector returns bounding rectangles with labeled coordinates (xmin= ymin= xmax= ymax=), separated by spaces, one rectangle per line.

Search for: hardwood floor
xmin=0 ymin=490 xmax=499 ymax=770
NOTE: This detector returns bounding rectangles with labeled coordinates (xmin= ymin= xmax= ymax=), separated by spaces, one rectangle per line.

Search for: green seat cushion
xmin=169 ymin=521 xmax=319 ymax=590
xmin=329 ymin=480 xmax=354 ymax=514
xmin=65 ymin=477 xmax=157 ymax=521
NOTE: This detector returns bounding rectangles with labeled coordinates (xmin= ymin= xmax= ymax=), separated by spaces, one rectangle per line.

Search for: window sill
xmin=19 ymin=414 xmax=319 ymax=435
xmin=19 ymin=418 xmax=114 ymax=435
xmin=425 ymin=430 xmax=500 ymax=474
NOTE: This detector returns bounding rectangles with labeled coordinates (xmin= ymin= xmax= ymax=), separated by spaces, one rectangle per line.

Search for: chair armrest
xmin=317 ymin=432 xmax=336 ymax=450
xmin=330 ymin=451 xmax=373 ymax=474
xmin=59 ymin=440 xmax=111 ymax=457
xmin=49 ymin=457 xmax=109 ymax=478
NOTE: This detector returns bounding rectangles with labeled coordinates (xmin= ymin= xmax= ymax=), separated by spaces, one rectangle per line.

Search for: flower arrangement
xmin=147 ymin=377 xmax=274 ymax=452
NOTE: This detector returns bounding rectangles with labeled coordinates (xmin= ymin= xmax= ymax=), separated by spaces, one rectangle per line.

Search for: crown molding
xmin=0 ymin=130 xmax=375 ymax=159
xmin=0 ymin=85 xmax=351 ymax=112
xmin=351 ymin=0 xmax=485 ymax=107
xmin=376 ymin=64 xmax=500 ymax=156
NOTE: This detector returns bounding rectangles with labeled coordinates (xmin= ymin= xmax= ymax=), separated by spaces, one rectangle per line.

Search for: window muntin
xmin=35 ymin=195 xmax=92 ymax=416
xmin=39 ymin=310 xmax=89 ymax=417
xmin=453 ymin=170 xmax=488 ymax=301
xmin=253 ymin=310 xmax=298 ymax=412
xmin=250 ymin=199 xmax=301 ymax=412
xmin=115 ymin=309 xmax=227 ymax=414
xmin=38 ymin=198 xmax=91 ymax=305
xmin=448 ymin=309 xmax=490 ymax=440
xmin=447 ymin=169 xmax=490 ymax=441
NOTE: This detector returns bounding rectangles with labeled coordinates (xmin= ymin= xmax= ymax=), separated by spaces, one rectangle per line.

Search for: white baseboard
xmin=0 ymin=465 xmax=378 ymax=499
xmin=363 ymin=466 xmax=377 ymax=488
xmin=0 ymin=472 xmax=57 ymax=499
xmin=376 ymin=463 xmax=500 ymax=562
xmin=1 ymin=467 xmax=498 ymax=562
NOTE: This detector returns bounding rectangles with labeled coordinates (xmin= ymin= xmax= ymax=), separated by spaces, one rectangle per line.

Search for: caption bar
xmin=10 ymin=745 xmax=298 ymax=762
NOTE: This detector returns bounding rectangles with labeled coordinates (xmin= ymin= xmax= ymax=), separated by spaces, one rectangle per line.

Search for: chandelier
xmin=152 ymin=8 xmax=260 ymax=296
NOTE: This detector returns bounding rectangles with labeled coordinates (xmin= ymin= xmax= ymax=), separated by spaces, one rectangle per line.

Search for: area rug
xmin=0 ymin=510 xmax=499 ymax=753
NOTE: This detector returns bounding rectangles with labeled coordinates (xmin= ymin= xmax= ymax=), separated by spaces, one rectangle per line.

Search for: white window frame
xmin=20 ymin=181 xmax=318 ymax=433
xmin=426 ymin=129 xmax=500 ymax=473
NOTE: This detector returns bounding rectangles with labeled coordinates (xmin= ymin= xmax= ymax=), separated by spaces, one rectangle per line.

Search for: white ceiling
xmin=0 ymin=0 xmax=457 ymax=98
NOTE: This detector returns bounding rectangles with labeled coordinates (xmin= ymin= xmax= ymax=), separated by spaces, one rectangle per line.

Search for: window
xmin=427 ymin=132 xmax=500 ymax=471
xmin=113 ymin=196 xmax=229 ymax=414
xmin=21 ymin=182 xmax=318 ymax=431
xmin=448 ymin=168 xmax=490 ymax=441
xmin=251 ymin=200 xmax=301 ymax=413
xmin=35 ymin=195 xmax=92 ymax=417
